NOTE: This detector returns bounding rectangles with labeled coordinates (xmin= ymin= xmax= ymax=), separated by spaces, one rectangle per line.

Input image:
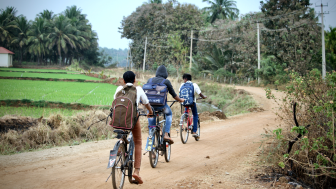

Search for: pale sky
xmin=0 ymin=0 xmax=335 ymax=49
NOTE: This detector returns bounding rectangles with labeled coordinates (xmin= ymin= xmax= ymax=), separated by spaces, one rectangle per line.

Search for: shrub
xmin=264 ymin=69 xmax=336 ymax=188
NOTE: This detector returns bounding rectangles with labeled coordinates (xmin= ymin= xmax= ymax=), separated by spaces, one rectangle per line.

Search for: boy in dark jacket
xmin=147 ymin=65 xmax=184 ymax=144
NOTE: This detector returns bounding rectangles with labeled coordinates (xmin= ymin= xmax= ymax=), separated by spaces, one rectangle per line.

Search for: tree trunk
xmin=20 ymin=48 xmax=23 ymax=65
xmin=59 ymin=54 xmax=62 ymax=66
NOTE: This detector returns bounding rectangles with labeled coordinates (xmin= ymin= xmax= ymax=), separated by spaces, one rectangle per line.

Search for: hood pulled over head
xmin=155 ymin=65 xmax=168 ymax=79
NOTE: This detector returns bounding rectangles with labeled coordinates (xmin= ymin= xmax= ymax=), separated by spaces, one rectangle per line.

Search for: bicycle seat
xmin=113 ymin=130 xmax=129 ymax=135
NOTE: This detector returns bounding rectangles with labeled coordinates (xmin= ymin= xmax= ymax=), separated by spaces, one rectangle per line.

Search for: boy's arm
xmin=194 ymin=83 xmax=207 ymax=99
xmin=144 ymin=103 xmax=154 ymax=118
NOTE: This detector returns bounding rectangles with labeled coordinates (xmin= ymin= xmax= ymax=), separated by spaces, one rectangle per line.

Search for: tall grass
xmin=0 ymin=110 xmax=113 ymax=155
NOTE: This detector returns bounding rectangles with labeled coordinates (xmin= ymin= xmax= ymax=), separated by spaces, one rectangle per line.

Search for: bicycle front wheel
xmin=180 ymin=114 xmax=189 ymax=144
xmin=149 ymin=131 xmax=159 ymax=168
xmin=112 ymin=143 xmax=126 ymax=189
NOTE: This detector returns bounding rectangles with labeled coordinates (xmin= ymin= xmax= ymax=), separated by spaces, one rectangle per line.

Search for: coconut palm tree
xmin=0 ymin=7 xmax=17 ymax=47
xmin=11 ymin=16 xmax=30 ymax=64
xmin=202 ymin=0 xmax=239 ymax=24
xmin=47 ymin=15 xmax=77 ymax=65
xmin=39 ymin=10 xmax=55 ymax=20
xmin=27 ymin=17 xmax=48 ymax=64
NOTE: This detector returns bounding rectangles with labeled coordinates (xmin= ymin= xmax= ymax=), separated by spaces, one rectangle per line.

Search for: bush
xmin=264 ymin=69 xmax=336 ymax=188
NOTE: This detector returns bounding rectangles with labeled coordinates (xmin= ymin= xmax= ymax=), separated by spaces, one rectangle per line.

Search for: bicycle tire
xmin=112 ymin=143 xmax=126 ymax=189
xmin=180 ymin=114 xmax=189 ymax=144
xmin=149 ymin=130 xmax=159 ymax=168
xmin=164 ymin=135 xmax=171 ymax=162
xmin=194 ymin=120 xmax=200 ymax=141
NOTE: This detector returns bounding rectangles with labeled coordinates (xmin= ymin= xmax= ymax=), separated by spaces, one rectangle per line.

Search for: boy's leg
xmin=191 ymin=103 xmax=198 ymax=133
xmin=132 ymin=119 xmax=142 ymax=170
xmin=163 ymin=104 xmax=173 ymax=143
xmin=147 ymin=110 xmax=156 ymax=133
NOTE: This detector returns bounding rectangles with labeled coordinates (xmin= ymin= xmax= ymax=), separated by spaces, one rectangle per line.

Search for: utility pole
xmin=143 ymin=37 xmax=147 ymax=72
xmin=316 ymin=2 xmax=329 ymax=79
xmin=189 ymin=30 xmax=193 ymax=71
xmin=257 ymin=23 xmax=261 ymax=84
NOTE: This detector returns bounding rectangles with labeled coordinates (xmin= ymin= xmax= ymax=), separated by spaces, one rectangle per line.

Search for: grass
xmin=0 ymin=106 xmax=84 ymax=118
xmin=0 ymin=67 xmax=77 ymax=73
xmin=197 ymin=82 xmax=257 ymax=116
xmin=0 ymin=79 xmax=118 ymax=105
xmin=0 ymin=72 xmax=102 ymax=81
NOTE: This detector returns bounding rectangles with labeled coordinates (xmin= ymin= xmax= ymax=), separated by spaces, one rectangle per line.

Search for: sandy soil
xmin=0 ymin=85 xmax=283 ymax=189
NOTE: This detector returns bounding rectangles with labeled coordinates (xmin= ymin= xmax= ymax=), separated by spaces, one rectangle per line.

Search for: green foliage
xmin=1 ymin=5 xmax=100 ymax=66
xmin=265 ymin=69 xmax=336 ymax=185
xmin=255 ymin=56 xmax=289 ymax=85
xmin=202 ymin=0 xmax=239 ymax=23
xmin=325 ymin=27 xmax=336 ymax=71
xmin=120 ymin=1 xmax=204 ymax=70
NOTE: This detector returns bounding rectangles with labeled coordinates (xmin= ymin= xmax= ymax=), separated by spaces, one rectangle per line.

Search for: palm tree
xmin=0 ymin=7 xmax=17 ymax=47
xmin=202 ymin=0 xmax=239 ymax=24
xmin=47 ymin=15 xmax=77 ymax=65
xmin=204 ymin=44 xmax=230 ymax=70
xmin=11 ymin=16 xmax=30 ymax=64
xmin=39 ymin=10 xmax=55 ymax=20
xmin=27 ymin=17 xmax=48 ymax=64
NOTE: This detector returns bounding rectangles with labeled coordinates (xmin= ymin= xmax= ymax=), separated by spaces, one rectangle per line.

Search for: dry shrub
xmin=0 ymin=109 xmax=113 ymax=155
xmin=262 ymin=70 xmax=336 ymax=188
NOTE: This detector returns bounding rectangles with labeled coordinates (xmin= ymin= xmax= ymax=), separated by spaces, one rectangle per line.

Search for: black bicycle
xmin=105 ymin=113 xmax=147 ymax=189
xmin=144 ymin=101 xmax=176 ymax=168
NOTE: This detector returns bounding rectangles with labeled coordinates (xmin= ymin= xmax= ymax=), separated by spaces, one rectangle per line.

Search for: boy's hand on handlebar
xmin=147 ymin=111 xmax=154 ymax=118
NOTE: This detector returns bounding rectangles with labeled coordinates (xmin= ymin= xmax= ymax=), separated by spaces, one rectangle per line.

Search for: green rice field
xmin=0 ymin=106 xmax=84 ymax=118
xmin=0 ymin=68 xmax=76 ymax=73
xmin=0 ymin=72 xmax=102 ymax=81
xmin=0 ymin=79 xmax=118 ymax=105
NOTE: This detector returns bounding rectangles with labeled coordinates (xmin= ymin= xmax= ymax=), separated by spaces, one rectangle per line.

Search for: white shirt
xmin=114 ymin=83 xmax=149 ymax=106
xmin=179 ymin=81 xmax=202 ymax=103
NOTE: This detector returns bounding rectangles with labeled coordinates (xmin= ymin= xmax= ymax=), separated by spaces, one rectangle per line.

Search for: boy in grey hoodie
xmin=147 ymin=65 xmax=184 ymax=144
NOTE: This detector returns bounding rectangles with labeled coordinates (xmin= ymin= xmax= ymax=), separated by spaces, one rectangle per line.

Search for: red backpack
xmin=109 ymin=85 xmax=137 ymax=130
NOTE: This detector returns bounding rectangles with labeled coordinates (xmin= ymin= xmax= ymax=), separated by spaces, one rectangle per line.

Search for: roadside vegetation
xmin=0 ymin=110 xmax=112 ymax=155
xmin=261 ymin=70 xmax=336 ymax=188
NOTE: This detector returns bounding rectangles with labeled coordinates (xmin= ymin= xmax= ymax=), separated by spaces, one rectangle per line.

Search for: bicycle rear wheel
xmin=180 ymin=114 xmax=189 ymax=144
xmin=112 ymin=143 xmax=126 ymax=189
xmin=127 ymin=141 xmax=134 ymax=183
xmin=149 ymin=131 xmax=159 ymax=168
xmin=194 ymin=120 xmax=200 ymax=141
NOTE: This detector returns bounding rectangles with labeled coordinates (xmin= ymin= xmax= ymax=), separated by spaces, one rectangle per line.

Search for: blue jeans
xmin=185 ymin=103 xmax=198 ymax=133
xmin=148 ymin=103 xmax=172 ymax=134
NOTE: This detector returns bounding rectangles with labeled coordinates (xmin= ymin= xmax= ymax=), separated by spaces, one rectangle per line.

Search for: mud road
xmin=0 ymin=86 xmax=282 ymax=188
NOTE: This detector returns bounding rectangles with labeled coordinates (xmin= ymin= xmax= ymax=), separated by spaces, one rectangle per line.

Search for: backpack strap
xmin=160 ymin=79 xmax=166 ymax=85
xmin=148 ymin=78 xmax=153 ymax=84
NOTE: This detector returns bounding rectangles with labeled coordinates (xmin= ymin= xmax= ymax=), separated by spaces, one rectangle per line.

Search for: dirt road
xmin=0 ymin=86 xmax=282 ymax=189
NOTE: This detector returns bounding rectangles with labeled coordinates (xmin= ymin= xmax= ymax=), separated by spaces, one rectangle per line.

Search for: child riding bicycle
xmin=179 ymin=73 xmax=207 ymax=136
xmin=113 ymin=71 xmax=153 ymax=184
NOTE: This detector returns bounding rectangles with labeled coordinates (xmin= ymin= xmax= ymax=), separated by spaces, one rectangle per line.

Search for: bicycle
xmin=105 ymin=113 xmax=147 ymax=189
xmin=179 ymin=97 xmax=203 ymax=144
xmin=144 ymin=101 xmax=177 ymax=168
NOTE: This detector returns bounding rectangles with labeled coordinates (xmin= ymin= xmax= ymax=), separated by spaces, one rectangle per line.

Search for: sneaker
xmin=191 ymin=131 xmax=198 ymax=137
